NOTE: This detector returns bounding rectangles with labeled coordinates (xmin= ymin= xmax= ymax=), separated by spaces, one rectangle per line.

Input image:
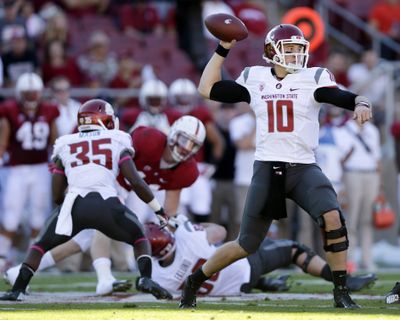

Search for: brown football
xmin=204 ymin=13 xmax=248 ymax=42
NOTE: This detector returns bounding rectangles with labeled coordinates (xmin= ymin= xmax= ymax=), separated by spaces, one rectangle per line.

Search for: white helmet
xmin=168 ymin=115 xmax=206 ymax=162
xmin=169 ymin=78 xmax=197 ymax=112
xmin=15 ymin=72 xmax=44 ymax=110
xmin=139 ymin=79 xmax=168 ymax=114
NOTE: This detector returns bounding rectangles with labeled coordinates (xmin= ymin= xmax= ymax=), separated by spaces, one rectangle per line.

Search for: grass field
xmin=0 ymin=271 xmax=399 ymax=320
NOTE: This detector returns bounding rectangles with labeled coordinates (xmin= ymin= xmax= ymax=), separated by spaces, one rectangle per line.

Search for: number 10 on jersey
xmin=266 ymin=100 xmax=294 ymax=133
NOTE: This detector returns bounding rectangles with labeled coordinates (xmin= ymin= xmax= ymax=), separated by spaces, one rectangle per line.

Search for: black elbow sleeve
xmin=210 ymin=80 xmax=251 ymax=104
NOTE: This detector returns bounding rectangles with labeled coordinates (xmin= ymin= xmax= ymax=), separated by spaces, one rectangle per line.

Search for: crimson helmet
xmin=15 ymin=72 xmax=43 ymax=111
xmin=263 ymin=24 xmax=309 ymax=73
xmin=144 ymin=222 xmax=176 ymax=260
xmin=77 ymin=99 xmax=119 ymax=132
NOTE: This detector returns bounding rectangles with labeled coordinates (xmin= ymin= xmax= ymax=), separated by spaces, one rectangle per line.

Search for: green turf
xmin=0 ymin=271 xmax=399 ymax=320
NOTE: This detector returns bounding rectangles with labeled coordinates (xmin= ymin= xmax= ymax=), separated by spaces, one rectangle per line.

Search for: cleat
xmin=96 ymin=279 xmax=132 ymax=295
xmin=112 ymin=280 xmax=132 ymax=292
xmin=179 ymin=276 xmax=198 ymax=308
xmin=254 ymin=275 xmax=291 ymax=292
xmin=347 ymin=273 xmax=377 ymax=292
xmin=3 ymin=266 xmax=30 ymax=294
xmin=333 ymin=286 xmax=360 ymax=308
xmin=135 ymin=277 xmax=172 ymax=300
xmin=385 ymin=282 xmax=400 ymax=304
xmin=0 ymin=290 xmax=25 ymax=301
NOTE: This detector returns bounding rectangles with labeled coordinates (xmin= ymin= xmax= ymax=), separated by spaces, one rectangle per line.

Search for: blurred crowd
xmin=0 ymin=0 xmax=399 ymax=275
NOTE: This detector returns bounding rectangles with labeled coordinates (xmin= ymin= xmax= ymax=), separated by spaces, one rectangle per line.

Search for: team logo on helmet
xmin=77 ymin=99 xmax=119 ymax=132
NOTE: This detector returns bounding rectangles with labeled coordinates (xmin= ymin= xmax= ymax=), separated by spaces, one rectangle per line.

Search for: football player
xmin=0 ymin=72 xmax=59 ymax=272
xmin=91 ymin=115 xmax=206 ymax=294
xmin=169 ymin=78 xmax=225 ymax=222
xmin=0 ymin=99 xmax=172 ymax=301
xmin=4 ymin=115 xmax=207 ymax=296
xmin=146 ymin=219 xmax=377 ymax=296
xmin=121 ymin=79 xmax=182 ymax=134
xmin=180 ymin=23 xmax=373 ymax=309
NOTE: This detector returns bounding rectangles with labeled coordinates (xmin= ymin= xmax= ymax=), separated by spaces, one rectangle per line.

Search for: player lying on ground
xmin=0 ymin=99 xmax=172 ymax=301
xmin=145 ymin=218 xmax=376 ymax=296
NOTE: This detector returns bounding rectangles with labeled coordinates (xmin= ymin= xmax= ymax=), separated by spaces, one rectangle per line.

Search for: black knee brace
xmin=318 ymin=215 xmax=349 ymax=253
xmin=292 ymin=242 xmax=316 ymax=272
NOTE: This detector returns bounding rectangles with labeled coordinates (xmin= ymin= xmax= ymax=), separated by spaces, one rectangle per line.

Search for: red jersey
xmin=2 ymin=100 xmax=59 ymax=165
xmin=188 ymin=105 xmax=214 ymax=163
xmin=118 ymin=126 xmax=199 ymax=191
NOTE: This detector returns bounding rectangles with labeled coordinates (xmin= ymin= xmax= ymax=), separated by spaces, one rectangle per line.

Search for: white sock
xmin=93 ymin=257 xmax=115 ymax=283
xmin=0 ymin=234 xmax=12 ymax=257
xmin=37 ymin=252 xmax=56 ymax=271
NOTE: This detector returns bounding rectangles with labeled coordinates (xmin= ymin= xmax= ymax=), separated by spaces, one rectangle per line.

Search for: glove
xmin=168 ymin=214 xmax=188 ymax=229
xmin=155 ymin=208 xmax=168 ymax=229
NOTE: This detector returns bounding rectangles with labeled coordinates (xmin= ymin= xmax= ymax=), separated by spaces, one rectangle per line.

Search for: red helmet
xmin=144 ymin=222 xmax=176 ymax=260
xmin=77 ymin=99 xmax=119 ymax=132
xmin=263 ymin=24 xmax=309 ymax=73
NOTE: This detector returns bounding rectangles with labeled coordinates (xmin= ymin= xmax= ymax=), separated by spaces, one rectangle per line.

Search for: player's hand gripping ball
xmin=205 ymin=13 xmax=248 ymax=42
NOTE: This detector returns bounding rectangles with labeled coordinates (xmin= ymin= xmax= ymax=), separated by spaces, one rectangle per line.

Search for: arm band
xmin=215 ymin=44 xmax=229 ymax=58
xmin=147 ymin=198 xmax=161 ymax=212
xmin=210 ymin=80 xmax=251 ymax=103
xmin=53 ymin=168 xmax=65 ymax=176
xmin=314 ymin=86 xmax=357 ymax=111
xmin=118 ymin=156 xmax=131 ymax=166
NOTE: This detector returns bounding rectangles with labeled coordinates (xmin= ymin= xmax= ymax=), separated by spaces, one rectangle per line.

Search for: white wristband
xmin=147 ymin=198 xmax=161 ymax=212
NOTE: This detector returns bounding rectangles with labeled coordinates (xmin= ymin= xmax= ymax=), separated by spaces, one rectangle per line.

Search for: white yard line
xmin=0 ymin=291 xmax=385 ymax=305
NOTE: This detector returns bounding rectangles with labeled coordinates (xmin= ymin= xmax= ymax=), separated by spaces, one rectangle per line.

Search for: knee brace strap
xmin=323 ymin=225 xmax=349 ymax=252
xmin=325 ymin=225 xmax=347 ymax=239
xmin=324 ymin=240 xmax=349 ymax=252
xmin=292 ymin=242 xmax=316 ymax=272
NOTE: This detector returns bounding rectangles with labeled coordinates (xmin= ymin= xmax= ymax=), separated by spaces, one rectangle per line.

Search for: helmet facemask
xmin=169 ymin=78 xmax=198 ymax=113
xmin=145 ymin=95 xmax=166 ymax=115
xmin=264 ymin=40 xmax=309 ymax=74
xmin=20 ymin=90 xmax=41 ymax=111
xmin=155 ymin=239 xmax=176 ymax=261
xmin=168 ymin=131 xmax=202 ymax=162
xmin=173 ymin=94 xmax=196 ymax=113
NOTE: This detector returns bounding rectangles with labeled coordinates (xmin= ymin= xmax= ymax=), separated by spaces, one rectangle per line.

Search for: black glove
xmin=155 ymin=208 xmax=168 ymax=229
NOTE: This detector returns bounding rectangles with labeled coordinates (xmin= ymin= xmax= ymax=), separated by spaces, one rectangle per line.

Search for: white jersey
xmin=236 ymin=66 xmax=337 ymax=163
xmin=152 ymin=221 xmax=251 ymax=296
xmin=52 ymin=129 xmax=134 ymax=199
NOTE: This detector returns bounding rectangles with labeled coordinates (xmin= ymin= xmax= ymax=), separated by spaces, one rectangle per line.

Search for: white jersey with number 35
xmin=236 ymin=66 xmax=337 ymax=163
xmin=52 ymin=130 xmax=134 ymax=199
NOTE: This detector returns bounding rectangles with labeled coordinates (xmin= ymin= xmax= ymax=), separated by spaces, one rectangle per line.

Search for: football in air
xmin=204 ymin=13 xmax=248 ymax=42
